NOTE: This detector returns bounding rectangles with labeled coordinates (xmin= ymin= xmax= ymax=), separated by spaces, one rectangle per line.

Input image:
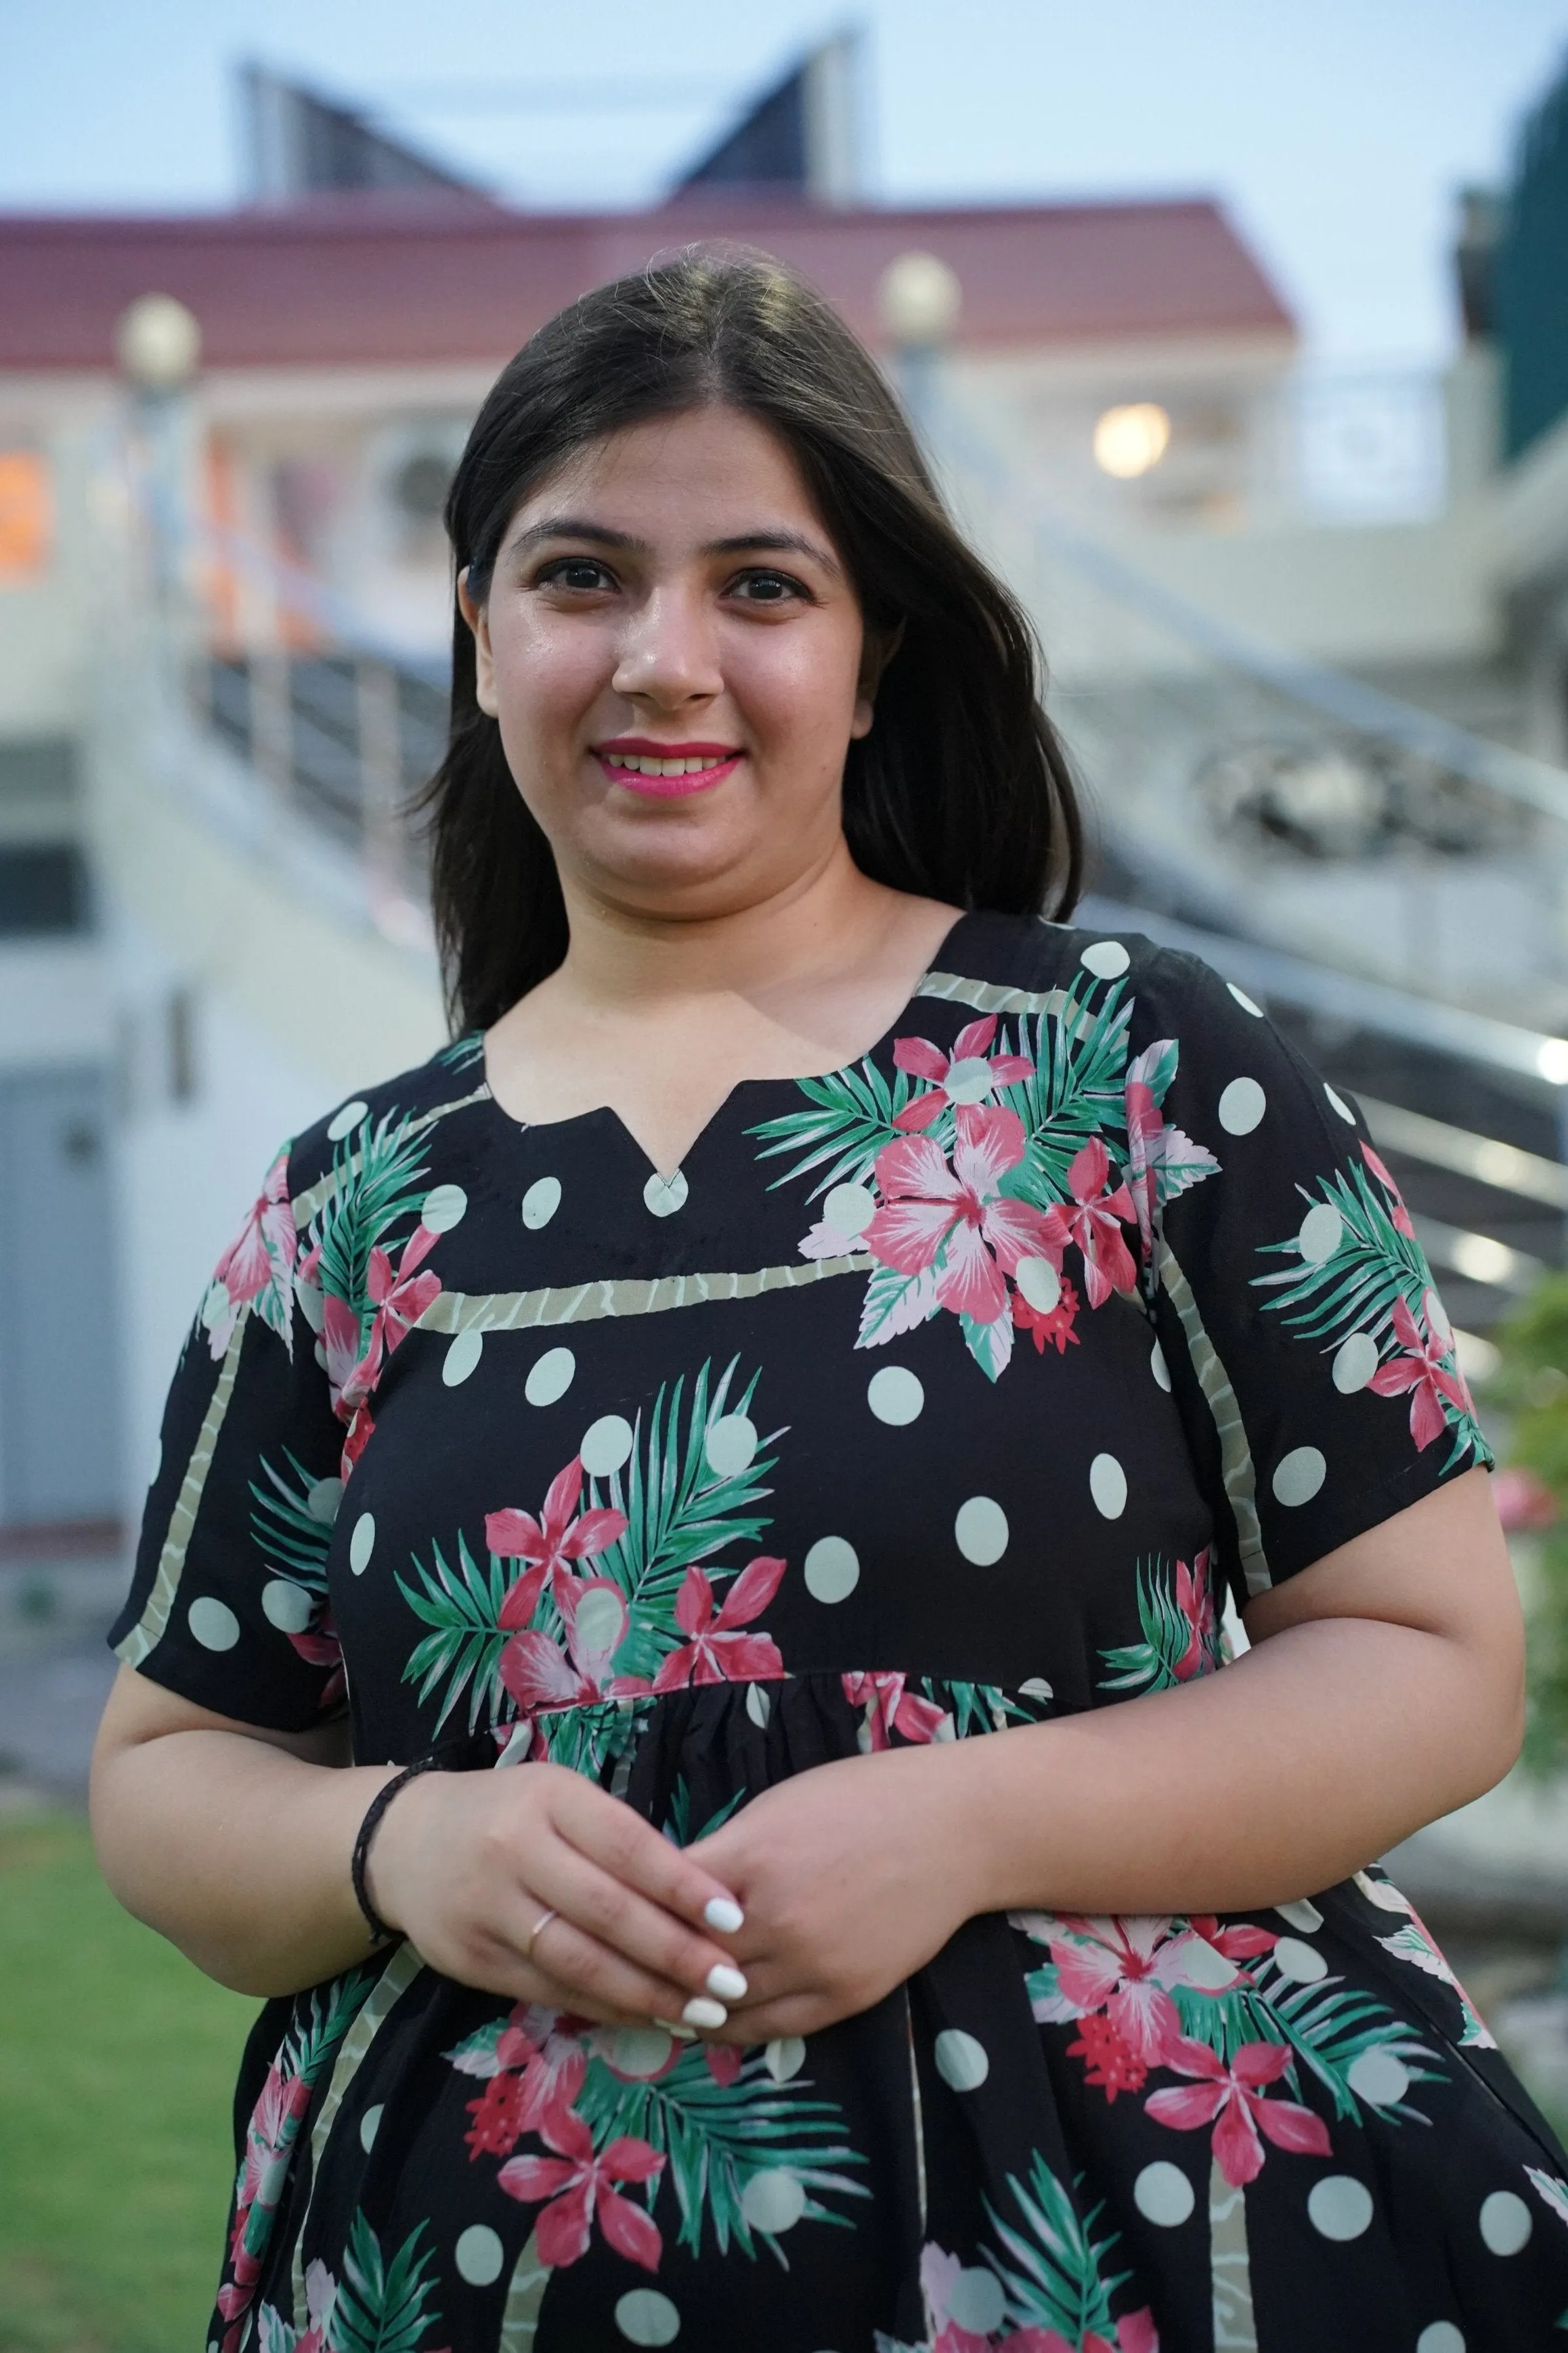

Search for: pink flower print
xmin=1047 ymin=1916 xmax=1187 ymax=2064
xmin=330 ymin=1223 xmax=442 ymax=1420
xmin=1123 ymin=1040 xmax=1219 ymax=1265
xmin=891 ymin=1015 xmax=1034 ymax=1131
xmin=866 ymin=1104 xmax=1059 ymax=1328
xmin=500 ymin=1575 xmax=631 ymax=1712
xmin=498 ymin=2102 xmax=665 ymax=2271
xmin=1185 ymin=1916 xmax=1280 ymax=1965
xmin=238 ymin=2060 xmax=312 ymax=2214
xmin=1013 ymin=1270 xmax=1081 ymax=1355
xmin=487 ymin=1457 xmax=629 ymax=1633
xmin=496 ymin=2007 xmax=591 ymax=2129
xmin=204 ymin=1146 xmax=297 ymax=1359
xmin=1005 ymin=2320 xmax=1157 ymax=2353
xmin=649 ymin=1556 xmax=787 ymax=1691
xmin=1368 ymin=1295 xmax=1470 ymax=1450
xmin=1361 ymin=1141 xmax=1417 ymax=1238
xmin=1171 ymin=1550 xmax=1218 ymax=1683
xmin=1146 ymin=2033 xmax=1332 ymax=2186
xmin=842 ymin=1669 xmax=948 ymax=1749
xmin=1040 ymin=1138 xmax=1138 ymax=1310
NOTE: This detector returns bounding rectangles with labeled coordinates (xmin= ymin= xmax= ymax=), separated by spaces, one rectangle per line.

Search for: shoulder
xmin=933 ymin=907 xmax=1246 ymax=1020
xmin=284 ymin=1033 xmax=488 ymax=1203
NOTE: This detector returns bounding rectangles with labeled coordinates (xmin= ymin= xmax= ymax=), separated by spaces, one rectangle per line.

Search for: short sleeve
xmin=109 ymin=1140 xmax=348 ymax=1729
xmin=1134 ymin=949 xmax=1492 ymax=1603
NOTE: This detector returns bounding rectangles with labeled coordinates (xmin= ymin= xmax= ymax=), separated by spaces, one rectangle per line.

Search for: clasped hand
xmin=367 ymin=1743 xmax=980 ymax=2042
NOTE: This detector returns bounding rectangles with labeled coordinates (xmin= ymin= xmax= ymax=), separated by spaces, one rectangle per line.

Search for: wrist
xmin=355 ymin=1762 xmax=441 ymax=1943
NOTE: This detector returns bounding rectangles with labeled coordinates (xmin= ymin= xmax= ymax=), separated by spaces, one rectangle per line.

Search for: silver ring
xmin=524 ymin=1906 xmax=558 ymax=1960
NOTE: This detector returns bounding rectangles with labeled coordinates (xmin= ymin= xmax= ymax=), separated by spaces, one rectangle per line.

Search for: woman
xmin=93 ymin=251 xmax=1567 ymax=2352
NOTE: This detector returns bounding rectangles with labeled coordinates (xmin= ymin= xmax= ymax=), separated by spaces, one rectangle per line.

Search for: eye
xmin=727 ymin=569 xmax=810 ymax=606
xmin=536 ymin=556 xmax=616 ymax=592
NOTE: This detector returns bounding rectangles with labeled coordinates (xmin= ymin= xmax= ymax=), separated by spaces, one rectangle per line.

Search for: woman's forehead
xmin=508 ymin=407 xmax=831 ymax=546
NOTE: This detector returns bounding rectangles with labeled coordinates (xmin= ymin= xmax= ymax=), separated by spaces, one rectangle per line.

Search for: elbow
xmin=1451 ymin=1631 xmax=1526 ymax=1808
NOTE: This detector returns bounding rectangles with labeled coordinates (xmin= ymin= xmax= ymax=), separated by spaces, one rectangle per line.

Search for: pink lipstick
xmin=594 ymin=737 xmax=743 ymax=798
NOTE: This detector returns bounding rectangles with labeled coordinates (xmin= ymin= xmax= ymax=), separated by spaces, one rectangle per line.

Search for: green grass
xmin=0 ymin=1809 xmax=256 ymax=2353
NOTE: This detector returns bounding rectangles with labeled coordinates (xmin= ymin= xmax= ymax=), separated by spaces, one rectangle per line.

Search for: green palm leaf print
xmin=575 ymin=2042 xmax=868 ymax=2260
xmin=998 ymin=981 xmax=1133 ymax=1211
xmin=251 ymin=1449 xmax=338 ymax=1598
xmin=985 ymin=2154 xmax=1130 ymax=2341
xmin=399 ymin=1533 xmax=516 ymax=1734
xmin=747 ymin=1056 xmax=915 ymax=1197
xmin=328 ymin=2214 xmax=445 ymax=2353
xmin=311 ymin=1109 xmax=432 ymax=1343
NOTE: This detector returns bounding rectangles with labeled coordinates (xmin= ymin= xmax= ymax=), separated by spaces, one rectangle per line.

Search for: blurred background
xmin=8 ymin=3 xmax=1568 ymax=2343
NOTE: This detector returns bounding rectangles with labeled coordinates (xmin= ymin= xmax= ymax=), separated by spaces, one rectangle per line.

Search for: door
xmin=0 ymin=1066 xmax=121 ymax=1530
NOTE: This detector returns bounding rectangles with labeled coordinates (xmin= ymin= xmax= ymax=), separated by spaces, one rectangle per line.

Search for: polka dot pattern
xmin=349 ymin=1513 xmax=376 ymax=1575
xmin=1272 ymin=1446 xmax=1326 ymax=1507
xmin=804 ymin=1536 xmax=859 ymax=1603
xmin=1479 ymin=2190 xmax=1532 ymax=2255
xmin=1272 ymin=1936 xmax=1328 ymax=1985
xmin=1227 ymin=982 xmax=1265 ymax=1017
xmin=1081 ymin=938 xmax=1131 ymax=978
xmin=615 ymin=2289 xmax=680 ymax=2346
xmin=1325 ymin=1084 xmax=1358 ymax=1124
xmin=581 ymin=1415 xmax=634 ymax=1478
xmin=420 ymin=1182 xmax=466 ymax=1234
xmin=261 ymin=1578 xmax=312 ymax=1633
xmin=1090 ymin=1452 xmax=1127 ymax=1518
xmin=868 ymin=1366 xmax=923 ymax=1425
xmin=934 ymin=2029 xmax=989 ymax=2091
xmin=1219 ymin=1076 xmax=1266 ymax=1136
xmin=454 ymin=2223 xmax=504 ymax=2285
xmin=188 ymin=1596 xmax=240 ymax=1652
xmin=643 ymin=1169 xmax=689 ymax=1218
xmin=765 ymin=2037 xmax=806 ymax=2082
xmin=823 ymin=1182 xmax=876 ymax=1236
xmin=1150 ymin=1339 xmax=1171 ymax=1392
xmin=307 ymin=1477 xmax=343 ymax=1524
xmin=1298 ymin=1203 xmax=1342 ymax=1264
xmin=1307 ymin=2175 xmax=1374 ymax=2241
xmin=1015 ymin=1256 xmax=1061 ymax=1314
xmin=443 ymin=1328 xmax=483 ymax=1387
xmin=1133 ymin=2161 xmax=1195 ymax=2226
xmin=1332 ymin=1333 xmax=1379 ymax=1394
xmin=326 ymin=1098 xmax=368 ymax=1142
xmin=946 ymin=2270 xmax=1005 ymax=2334
xmin=1416 ymin=2327 xmax=1466 ymax=2353
xmin=955 ymin=1496 xmax=1008 ymax=1565
xmin=741 ymin=2169 xmax=806 ymax=2235
xmin=521 ymin=1175 xmax=561 ymax=1230
xmin=525 ymin=1346 xmax=575 ymax=1406
xmin=705 ymin=1414 xmax=758 ymax=1477
xmin=359 ymin=2104 xmax=383 ymax=2153
xmin=1347 ymin=2047 xmax=1410 ymax=2108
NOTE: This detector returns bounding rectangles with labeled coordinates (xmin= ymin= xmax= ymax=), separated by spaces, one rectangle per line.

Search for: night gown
xmin=110 ymin=911 xmax=1568 ymax=2352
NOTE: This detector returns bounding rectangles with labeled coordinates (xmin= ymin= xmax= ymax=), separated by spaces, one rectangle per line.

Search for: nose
xmin=610 ymin=582 xmax=722 ymax=712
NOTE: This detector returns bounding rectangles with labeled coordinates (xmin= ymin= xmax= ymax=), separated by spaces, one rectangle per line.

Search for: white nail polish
xmin=705 ymin=1962 xmax=748 ymax=2002
xmin=653 ymin=2017 xmax=698 ymax=2041
xmin=682 ymin=1995 xmax=728 ymax=2029
xmin=703 ymin=1895 xmax=745 ymax=1934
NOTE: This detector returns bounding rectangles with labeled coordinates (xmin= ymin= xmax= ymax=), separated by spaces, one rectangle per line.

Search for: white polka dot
xmin=1347 ymin=2048 xmax=1410 ymax=2108
xmin=261 ymin=1579 xmax=313 ymax=1633
xmin=573 ymin=1586 xmax=624 ymax=1658
xmin=1150 ymin=1339 xmax=1171 ymax=1391
xmin=521 ymin=1175 xmax=561 ymax=1230
xmin=955 ymin=1496 xmax=1009 ymax=1566
xmin=327 ymin=1099 xmax=368 ymax=1142
xmin=443 ymin=1327 xmax=483 ymax=1387
xmin=1416 ymin=2325 xmax=1466 ymax=2353
xmin=307 ymin=1476 xmax=343 ymax=1524
xmin=615 ymin=2289 xmax=680 ymax=2346
xmin=349 ymin=1514 xmax=376 ymax=1574
xmin=1015 ymin=1256 xmax=1061 ymax=1314
xmin=1183 ymin=1937 xmax=1244 ymax=1990
xmin=1134 ymin=2160 xmax=1196 ymax=2227
xmin=1308 ymin=2175 xmax=1374 ymax=2241
xmin=1273 ymin=1936 xmax=1329 ymax=1984
xmin=1274 ymin=1898 xmax=1323 ymax=1933
xmin=420 ymin=1182 xmax=466 ymax=1234
xmin=609 ymin=2027 xmax=674 ymax=2079
xmin=188 ymin=1596 xmax=239 ymax=1651
xmin=705 ymin=1414 xmax=758 ymax=1477
xmin=1298 ymin=1204 xmax=1343 ymax=1264
xmin=1332 ymin=1333 xmax=1379 ymax=1394
xmin=1424 ymin=1287 xmax=1453 ymax=1344
xmin=1218 ymin=1077 xmax=1266 ymax=1136
xmin=1227 ymin=983 xmax=1265 ymax=1018
xmin=359 ymin=2103 xmax=383 ymax=2152
xmin=765 ymin=2037 xmax=806 ymax=2082
xmin=1325 ymin=1085 xmax=1358 ymax=1125
xmin=643 ymin=1169 xmax=688 ymax=1218
xmin=1272 ymin=1446 xmax=1326 ymax=1507
xmin=581 ymin=1415 xmax=634 ymax=1478
xmin=1090 ymin=1452 xmax=1127 ymax=1518
xmin=946 ymin=2270 xmax=1005 ymax=2335
xmin=867 ymin=1366 xmax=923 ymax=1425
xmin=525 ymin=1345 xmax=575 ymax=1406
xmin=944 ymin=1056 xmax=998 ymax=1105
xmin=934 ymin=2029 xmax=989 ymax=2091
xmin=741 ymin=2169 xmax=806 ymax=2234
xmin=1479 ymin=2190 xmax=1533 ymax=2255
xmin=745 ymin=1682 xmax=772 ymax=1728
xmin=1018 ymin=1677 xmax=1053 ymax=1702
xmin=823 ymin=1181 xmax=877 ymax=1236
xmin=148 ymin=1435 xmax=162 ymax=1487
xmin=454 ymin=2222 xmax=503 ymax=2285
xmin=1081 ymin=939 xmax=1131 ymax=979
xmin=804 ymin=1536 xmax=859 ymax=1603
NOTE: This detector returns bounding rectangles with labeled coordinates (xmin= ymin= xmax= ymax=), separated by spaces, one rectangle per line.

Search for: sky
xmin=3 ymin=0 xmax=1568 ymax=364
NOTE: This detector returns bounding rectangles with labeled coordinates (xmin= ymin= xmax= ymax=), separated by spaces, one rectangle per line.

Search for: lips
xmin=594 ymin=739 xmax=743 ymax=797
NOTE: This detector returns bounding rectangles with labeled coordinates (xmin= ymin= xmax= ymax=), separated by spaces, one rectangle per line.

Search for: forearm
xmin=91 ymin=1725 xmax=395 ymax=1997
xmin=940 ymin=1616 xmax=1521 ymax=1921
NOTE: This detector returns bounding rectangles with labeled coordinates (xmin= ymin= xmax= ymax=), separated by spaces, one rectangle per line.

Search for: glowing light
xmin=1536 ymin=1037 xmax=1568 ymax=1085
xmin=1093 ymin=402 xmax=1171 ymax=479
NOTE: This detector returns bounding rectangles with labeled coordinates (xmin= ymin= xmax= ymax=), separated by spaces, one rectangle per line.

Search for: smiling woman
xmin=89 ymin=251 xmax=1568 ymax=2353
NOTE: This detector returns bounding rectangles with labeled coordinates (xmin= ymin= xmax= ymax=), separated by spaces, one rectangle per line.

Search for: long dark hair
xmin=424 ymin=246 xmax=1083 ymax=1033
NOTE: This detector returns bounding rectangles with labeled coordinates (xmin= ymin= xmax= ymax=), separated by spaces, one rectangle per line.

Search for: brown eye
xmin=730 ymin=570 xmax=808 ymax=605
xmin=540 ymin=557 xmax=614 ymax=592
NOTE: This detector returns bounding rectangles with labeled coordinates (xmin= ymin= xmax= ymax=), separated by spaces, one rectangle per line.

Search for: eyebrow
xmin=510 ymin=516 xmax=842 ymax=576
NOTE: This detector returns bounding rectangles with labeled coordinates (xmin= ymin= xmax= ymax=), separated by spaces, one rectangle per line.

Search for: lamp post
xmin=114 ymin=293 xmax=202 ymax=618
xmin=877 ymin=251 xmax=962 ymax=452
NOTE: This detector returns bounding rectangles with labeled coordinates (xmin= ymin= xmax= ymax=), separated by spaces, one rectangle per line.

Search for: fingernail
xmin=682 ymin=1995 xmax=728 ymax=2029
xmin=703 ymin=1895 xmax=745 ymax=1934
xmin=653 ymin=2018 xmax=698 ymax=2041
xmin=706 ymin=1962 xmax=748 ymax=2002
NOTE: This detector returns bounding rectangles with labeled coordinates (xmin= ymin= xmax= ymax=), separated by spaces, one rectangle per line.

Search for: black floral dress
xmin=112 ymin=912 xmax=1568 ymax=2353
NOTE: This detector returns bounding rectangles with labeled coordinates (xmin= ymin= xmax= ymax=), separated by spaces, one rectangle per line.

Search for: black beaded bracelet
xmin=351 ymin=1755 xmax=443 ymax=1947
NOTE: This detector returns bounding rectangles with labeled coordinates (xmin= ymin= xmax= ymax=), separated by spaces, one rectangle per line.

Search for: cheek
xmin=488 ymin=610 xmax=611 ymax=739
xmin=729 ymin=624 xmax=865 ymax=748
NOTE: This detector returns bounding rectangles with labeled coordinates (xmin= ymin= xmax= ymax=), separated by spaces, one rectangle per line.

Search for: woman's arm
xmin=89 ymin=1668 xmax=750 ymax=2016
xmin=695 ymin=1468 xmax=1523 ymax=2042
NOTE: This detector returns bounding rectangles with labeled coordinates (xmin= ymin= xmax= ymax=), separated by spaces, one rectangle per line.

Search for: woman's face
xmin=460 ymin=405 xmax=877 ymax=921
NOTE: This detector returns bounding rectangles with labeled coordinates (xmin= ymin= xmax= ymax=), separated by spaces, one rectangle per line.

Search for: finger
xmin=522 ymin=1842 xmax=752 ymax=2007
xmin=706 ymin=1992 xmax=828 ymax=2046
xmin=527 ymin=1908 xmax=730 ymax=2028
xmin=550 ymin=1778 xmax=748 ymax=1936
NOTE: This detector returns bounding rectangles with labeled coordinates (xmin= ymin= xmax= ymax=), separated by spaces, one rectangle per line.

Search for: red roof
xmin=0 ymin=194 xmax=1294 ymax=373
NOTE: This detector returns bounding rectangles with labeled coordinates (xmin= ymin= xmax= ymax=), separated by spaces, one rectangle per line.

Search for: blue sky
xmin=3 ymin=0 xmax=1567 ymax=362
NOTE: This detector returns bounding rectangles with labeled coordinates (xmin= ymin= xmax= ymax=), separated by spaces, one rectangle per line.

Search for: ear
xmin=850 ymin=619 xmax=905 ymax=741
xmin=457 ymin=567 xmax=498 ymax=718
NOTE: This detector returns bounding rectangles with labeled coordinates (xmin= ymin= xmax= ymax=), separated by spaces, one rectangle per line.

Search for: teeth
xmin=609 ymin=753 xmax=730 ymax=777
